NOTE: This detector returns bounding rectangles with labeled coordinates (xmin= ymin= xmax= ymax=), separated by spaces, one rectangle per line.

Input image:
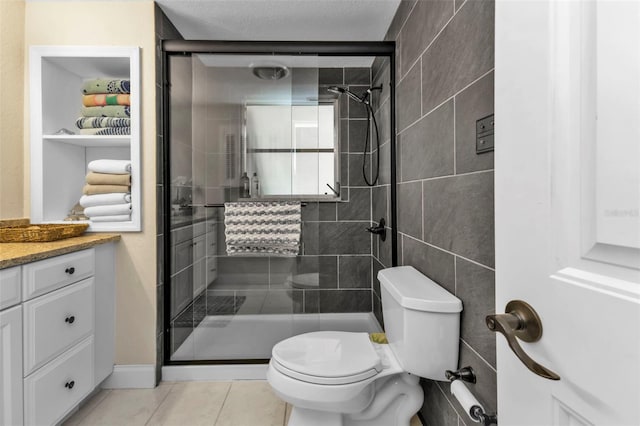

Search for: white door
xmin=495 ymin=1 xmax=640 ymax=425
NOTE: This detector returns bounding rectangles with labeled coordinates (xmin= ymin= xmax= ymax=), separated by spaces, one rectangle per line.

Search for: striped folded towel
xmin=81 ymin=78 xmax=130 ymax=95
xmin=84 ymin=203 xmax=132 ymax=217
xmin=79 ymin=127 xmax=130 ymax=136
xmin=76 ymin=117 xmax=131 ymax=129
xmin=81 ymin=105 xmax=130 ymax=118
xmin=224 ymin=202 xmax=301 ymax=256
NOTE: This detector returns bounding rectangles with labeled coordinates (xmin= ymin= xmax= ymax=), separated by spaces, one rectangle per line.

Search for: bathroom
xmin=0 ymin=1 xmax=638 ymax=425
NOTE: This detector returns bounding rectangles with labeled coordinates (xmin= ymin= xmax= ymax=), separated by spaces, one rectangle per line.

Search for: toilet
xmin=267 ymin=266 xmax=463 ymax=426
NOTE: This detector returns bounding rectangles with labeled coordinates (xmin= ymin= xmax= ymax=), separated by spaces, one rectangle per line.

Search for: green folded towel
xmin=81 ymin=105 xmax=130 ymax=118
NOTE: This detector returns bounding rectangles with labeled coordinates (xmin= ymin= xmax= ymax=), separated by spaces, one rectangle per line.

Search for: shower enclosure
xmin=162 ymin=41 xmax=396 ymax=364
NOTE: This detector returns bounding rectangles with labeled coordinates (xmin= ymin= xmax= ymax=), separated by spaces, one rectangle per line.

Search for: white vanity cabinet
xmin=0 ymin=244 xmax=115 ymax=426
xmin=29 ymin=46 xmax=141 ymax=232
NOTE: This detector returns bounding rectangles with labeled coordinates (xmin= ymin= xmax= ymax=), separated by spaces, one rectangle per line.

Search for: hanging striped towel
xmin=224 ymin=202 xmax=301 ymax=256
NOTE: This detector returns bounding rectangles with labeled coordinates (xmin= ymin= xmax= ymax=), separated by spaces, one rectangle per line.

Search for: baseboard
xmin=162 ymin=364 xmax=268 ymax=382
xmin=101 ymin=364 xmax=156 ymax=389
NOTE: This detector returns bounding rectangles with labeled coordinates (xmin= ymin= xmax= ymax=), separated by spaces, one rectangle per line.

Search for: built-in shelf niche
xmin=30 ymin=46 xmax=141 ymax=232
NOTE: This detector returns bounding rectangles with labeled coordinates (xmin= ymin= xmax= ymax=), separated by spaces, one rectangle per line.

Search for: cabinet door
xmin=0 ymin=306 xmax=23 ymax=426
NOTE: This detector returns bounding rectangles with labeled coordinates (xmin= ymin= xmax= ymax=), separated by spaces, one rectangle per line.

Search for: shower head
xmin=327 ymin=85 xmax=366 ymax=104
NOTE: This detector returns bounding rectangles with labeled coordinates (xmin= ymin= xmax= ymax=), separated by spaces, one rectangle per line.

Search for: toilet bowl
xmin=267 ymin=266 xmax=463 ymax=426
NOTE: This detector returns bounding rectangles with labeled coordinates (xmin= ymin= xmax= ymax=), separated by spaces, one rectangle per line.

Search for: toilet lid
xmin=271 ymin=331 xmax=382 ymax=385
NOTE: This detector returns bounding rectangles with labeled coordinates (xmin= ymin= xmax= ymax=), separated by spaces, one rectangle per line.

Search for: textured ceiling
xmin=155 ymin=0 xmax=400 ymax=41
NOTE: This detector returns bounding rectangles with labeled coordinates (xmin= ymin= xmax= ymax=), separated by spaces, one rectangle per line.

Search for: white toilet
xmin=267 ymin=266 xmax=463 ymax=426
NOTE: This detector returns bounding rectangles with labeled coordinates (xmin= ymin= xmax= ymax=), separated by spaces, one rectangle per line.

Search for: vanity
xmin=0 ymin=233 xmax=119 ymax=425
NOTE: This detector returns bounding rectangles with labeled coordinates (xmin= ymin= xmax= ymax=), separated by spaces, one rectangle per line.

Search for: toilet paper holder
xmin=446 ymin=367 xmax=498 ymax=426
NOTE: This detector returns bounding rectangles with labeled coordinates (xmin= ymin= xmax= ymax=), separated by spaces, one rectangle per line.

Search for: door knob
xmin=486 ymin=300 xmax=560 ymax=381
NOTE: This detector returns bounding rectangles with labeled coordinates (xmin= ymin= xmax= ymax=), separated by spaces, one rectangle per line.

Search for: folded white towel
xmin=88 ymin=159 xmax=131 ymax=174
xmin=80 ymin=193 xmax=131 ymax=208
xmin=90 ymin=214 xmax=131 ymax=222
xmin=84 ymin=203 xmax=132 ymax=217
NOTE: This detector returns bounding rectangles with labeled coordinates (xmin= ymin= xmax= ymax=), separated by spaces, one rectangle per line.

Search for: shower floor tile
xmin=63 ymin=381 xmax=423 ymax=426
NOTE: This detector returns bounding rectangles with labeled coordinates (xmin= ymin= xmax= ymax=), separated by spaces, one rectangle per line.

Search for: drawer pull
xmin=64 ymin=380 xmax=75 ymax=390
xmin=65 ymin=316 xmax=76 ymax=324
xmin=65 ymin=267 xmax=75 ymax=275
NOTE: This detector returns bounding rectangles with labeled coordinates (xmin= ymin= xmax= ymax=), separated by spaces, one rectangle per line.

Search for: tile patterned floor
xmin=63 ymin=381 xmax=423 ymax=426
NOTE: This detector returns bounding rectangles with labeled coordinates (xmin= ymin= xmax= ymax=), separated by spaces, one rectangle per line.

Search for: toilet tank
xmin=378 ymin=266 xmax=462 ymax=381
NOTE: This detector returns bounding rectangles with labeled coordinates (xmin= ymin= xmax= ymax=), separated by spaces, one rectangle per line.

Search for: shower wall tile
xmin=349 ymin=153 xmax=371 ymax=187
xmin=397 ymin=181 xmax=422 ymax=239
xmin=268 ymin=257 xmax=297 ymax=288
xmin=401 ymin=235 xmax=455 ymax=294
xmin=297 ymin=256 xmax=338 ymax=289
xmin=348 ymin=119 xmax=369 ymax=154
xmin=385 ymin=0 xmax=419 ymax=52
xmin=455 ymin=71 xmax=495 ymax=174
xmin=385 ymin=0 xmax=495 ymax=423
xmin=420 ymin=0 xmax=494 ymax=114
xmin=372 ymin=185 xmax=388 ymax=223
xmin=378 ymin=142 xmax=391 ymax=186
xmin=338 ymin=256 xmax=372 ymax=289
xmin=419 ymin=380 xmax=459 ymax=426
xmin=319 ymin=203 xmax=337 ymax=221
xmin=215 ymin=257 xmax=270 ymax=288
xmin=399 ymin=99 xmax=454 ymax=182
xmin=374 ymin=97 xmax=391 ymax=144
xmin=372 ymin=258 xmax=384 ymax=297
xmin=397 ymin=62 xmax=422 ymax=132
xmin=304 ymin=290 xmax=320 ymax=313
xmin=338 ymin=187 xmax=371 ymax=221
xmin=340 ymin=120 xmax=349 ymax=153
xmin=344 ymin=68 xmax=370 ymax=85
xmin=318 ymin=68 xmax=344 ymax=85
xmin=377 ymin=231 xmax=393 ymax=269
xmin=422 ymin=172 xmax=494 ymax=267
xmin=456 ymin=257 xmax=496 ymax=367
xmin=398 ymin=0 xmax=453 ymax=77
xmin=317 ymin=222 xmax=371 ymax=255
xmin=319 ymin=289 xmax=372 ymax=313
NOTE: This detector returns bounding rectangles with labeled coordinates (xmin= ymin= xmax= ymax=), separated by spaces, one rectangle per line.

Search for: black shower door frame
xmin=161 ymin=40 xmax=398 ymax=366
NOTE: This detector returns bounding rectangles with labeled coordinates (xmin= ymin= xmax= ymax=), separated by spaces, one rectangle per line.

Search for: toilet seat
xmin=271 ymin=331 xmax=383 ymax=385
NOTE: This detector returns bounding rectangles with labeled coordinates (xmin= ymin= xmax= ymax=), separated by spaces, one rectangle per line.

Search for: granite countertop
xmin=0 ymin=233 xmax=121 ymax=269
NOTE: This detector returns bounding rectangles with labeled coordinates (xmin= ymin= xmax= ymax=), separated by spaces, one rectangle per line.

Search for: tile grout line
xmin=213 ymin=382 xmax=234 ymax=426
xmin=399 ymin=231 xmax=495 ymax=272
xmin=143 ymin=382 xmax=176 ymax=426
xmin=461 ymin=339 xmax=497 ymax=373
xmin=72 ymin=389 xmax=113 ymax=425
xmin=397 ymin=67 xmax=495 ymax=136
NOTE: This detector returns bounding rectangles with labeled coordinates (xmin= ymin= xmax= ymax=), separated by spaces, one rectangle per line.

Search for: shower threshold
xmin=171 ymin=312 xmax=382 ymax=361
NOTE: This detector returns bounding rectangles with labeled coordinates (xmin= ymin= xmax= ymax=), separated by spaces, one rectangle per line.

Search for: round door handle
xmin=65 ymin=316 xmax=75 ymax=324
xmin=64 ymin=380 xmax=75 ymax=389
xmin=65 ymin=267 xmax=75 ymax=275
xmin=486 ymin=300 xmax=560 ymax=381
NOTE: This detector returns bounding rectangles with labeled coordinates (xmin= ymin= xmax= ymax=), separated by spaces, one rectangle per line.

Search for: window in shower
xmin=245 ymin=103 xmax=339 ymax=198
xmin=164 ymin=46 xmax=394 ymax=364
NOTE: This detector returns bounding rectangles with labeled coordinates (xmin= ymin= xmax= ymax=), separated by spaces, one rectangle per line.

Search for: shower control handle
xmin=366 ymin=218 xmax=386 ymax=242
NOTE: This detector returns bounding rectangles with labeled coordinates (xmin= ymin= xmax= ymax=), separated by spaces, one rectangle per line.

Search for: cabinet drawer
xmin=0 ymin=266 xmax=21 ymax=310
xmin=24 ymin=336 xmax=93 ymax=426
xmin=23 ymin=248 xmax=95 ymax=300
xmin=23 ymin=278 xmax=94 ymax=375
xmin=206 ymin=231 xmax=217 ymax=257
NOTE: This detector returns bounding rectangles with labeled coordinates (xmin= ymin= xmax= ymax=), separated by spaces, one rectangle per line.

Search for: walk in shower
xmin=162 ymin=42 xmax=397 ymax=363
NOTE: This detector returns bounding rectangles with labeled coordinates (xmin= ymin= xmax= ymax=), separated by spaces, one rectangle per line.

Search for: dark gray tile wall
xmin=384 ymin=0 xmax=496 ymax=423
xmin=155 ymin=4 xmax=183 ymax=385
